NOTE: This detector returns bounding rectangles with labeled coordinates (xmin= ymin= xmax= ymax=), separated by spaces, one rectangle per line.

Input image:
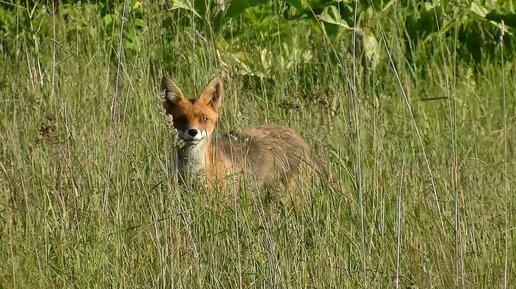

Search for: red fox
xmin=161 ymin=76 xmax=336 ymax=190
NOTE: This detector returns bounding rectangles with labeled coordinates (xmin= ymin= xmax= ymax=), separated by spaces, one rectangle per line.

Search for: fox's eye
xmin=201 ymin=116 xmax=209 ymax=123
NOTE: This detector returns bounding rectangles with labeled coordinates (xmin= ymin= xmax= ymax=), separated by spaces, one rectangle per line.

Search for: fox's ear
xmin=199 ymin=76 xmax=223 ymax=111
xmin=161 ymin=76 xmax=184 ymax=104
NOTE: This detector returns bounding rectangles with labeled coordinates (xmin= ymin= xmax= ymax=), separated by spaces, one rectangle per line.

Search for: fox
xmin=161 ymin=75 xmax=336 ymax=191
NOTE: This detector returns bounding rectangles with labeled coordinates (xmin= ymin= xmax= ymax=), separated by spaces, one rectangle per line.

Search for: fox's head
xmin=161 ymin=76 xmax=223 ymax=143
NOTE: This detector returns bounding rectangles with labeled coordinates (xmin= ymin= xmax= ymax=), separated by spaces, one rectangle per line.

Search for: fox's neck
xmin=177 ymin=138 xmax=213 ymax=182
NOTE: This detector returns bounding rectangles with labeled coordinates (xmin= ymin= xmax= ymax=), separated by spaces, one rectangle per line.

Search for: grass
xmin=0 ymin=2 xmax=514 ymax=288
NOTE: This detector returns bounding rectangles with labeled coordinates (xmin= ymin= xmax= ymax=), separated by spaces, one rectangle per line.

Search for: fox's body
xmin=176 ymin=125 xmax=311 ymax=186
xmin=161 ymin=76 xmax=332 ymax=189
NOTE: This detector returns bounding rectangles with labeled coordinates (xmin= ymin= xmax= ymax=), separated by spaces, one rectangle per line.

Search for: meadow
xmin=0 ymin=1 xmax=514 ymax=288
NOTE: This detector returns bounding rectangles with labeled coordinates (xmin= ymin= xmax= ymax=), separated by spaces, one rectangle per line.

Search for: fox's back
xmin=215 ymin=125 xmax=311 ymax=184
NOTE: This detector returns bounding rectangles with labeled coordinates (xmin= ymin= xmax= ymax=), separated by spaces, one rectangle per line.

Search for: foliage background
xmin=0 ymin=0 xmax=515 ymax=288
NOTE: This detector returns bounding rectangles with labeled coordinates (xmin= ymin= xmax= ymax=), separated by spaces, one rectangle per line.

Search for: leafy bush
xmin=2 ymin=0 xmax=512 ymax=77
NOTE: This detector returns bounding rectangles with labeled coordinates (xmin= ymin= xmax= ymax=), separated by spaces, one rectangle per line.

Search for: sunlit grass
xmin=0 ymin=2 xmax=514 ymax=288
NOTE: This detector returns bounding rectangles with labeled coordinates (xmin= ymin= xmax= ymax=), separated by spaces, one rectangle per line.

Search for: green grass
xmin=0 ymin=2 xmax=515 ymax=288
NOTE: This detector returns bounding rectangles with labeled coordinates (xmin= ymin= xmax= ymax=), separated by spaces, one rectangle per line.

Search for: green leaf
xmin=285 ymin=0 xmax=306 ymax=11
xmin=169 ymin=0 xmax=201 ymax=18
xmin=470 ymin=2 xmax=488 ymax=18
xmin=318 ymin=5 xmax=351 ymax=29
xmin=224 ymin=0 xmax=267 ymax=19
xmin=212 ymin=0 xmax=267 ymax=33
xmin=102 ymin=14 xmax=114 ymax=26
xmin=363 ymin=31 xmax=381 ymax=69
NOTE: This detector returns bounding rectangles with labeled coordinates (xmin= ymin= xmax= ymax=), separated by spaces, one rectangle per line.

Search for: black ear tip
xmin=213 ymin=77 xmax=223 ymax=91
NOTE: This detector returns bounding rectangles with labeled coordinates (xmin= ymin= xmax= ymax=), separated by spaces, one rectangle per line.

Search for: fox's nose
xmin=187 ymin=129 xmax=198 ymax=137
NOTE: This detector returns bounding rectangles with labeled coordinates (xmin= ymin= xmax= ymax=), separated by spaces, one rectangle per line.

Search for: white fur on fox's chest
xmin=177 ymin=141 xmax=208 ymax=181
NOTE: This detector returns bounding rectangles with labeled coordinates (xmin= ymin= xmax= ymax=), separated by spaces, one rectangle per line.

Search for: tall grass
xmin=0 ymin=2 xmax=514 ymax=288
